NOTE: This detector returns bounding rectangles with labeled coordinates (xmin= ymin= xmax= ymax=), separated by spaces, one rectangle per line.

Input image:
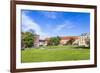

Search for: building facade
xmin=73 ymin=33 xmax=90 ymax=47
xmin=60 ymin=36 xmax=79 ymax=45
xmin=33 ymin=33 xmax=90 ymax=47
xmin=34 ymin=35 xmax=39 ymax=48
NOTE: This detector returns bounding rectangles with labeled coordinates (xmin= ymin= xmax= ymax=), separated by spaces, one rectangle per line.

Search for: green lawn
xmin=21 ymin=45 xmax=90 ymax=63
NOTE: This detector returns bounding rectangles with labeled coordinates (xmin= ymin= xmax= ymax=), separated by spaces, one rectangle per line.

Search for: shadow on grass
xmin=73 ymin=46 xmax=90 ymax=49
xmin=21 ymin=45 xmax=90 ymax=51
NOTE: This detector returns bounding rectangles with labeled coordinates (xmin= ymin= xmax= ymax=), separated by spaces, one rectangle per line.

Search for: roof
xmin=60 ymin=36 xmax=79 ymax=40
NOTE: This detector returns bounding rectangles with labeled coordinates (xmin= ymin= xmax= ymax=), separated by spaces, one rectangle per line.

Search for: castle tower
xmin=34 ymin=35 xmax=39 ymax=48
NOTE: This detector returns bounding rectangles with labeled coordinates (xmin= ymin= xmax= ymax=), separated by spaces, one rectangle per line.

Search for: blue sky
xmin=21 ymin=9 xmax=90 ymax=39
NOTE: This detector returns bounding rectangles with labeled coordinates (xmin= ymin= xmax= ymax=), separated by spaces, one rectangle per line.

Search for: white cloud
xmin=55 ymin=24 xmax=67 ymax=32
xmin=22 ymin=12 xmax=41 ymax=34
xmin=22 ymin=12 xmax=49 ymax=39
xmin=54 ymin=21 xmax=74 ymax=33
xmin=40 ymin=11 xmax=57 ymax=19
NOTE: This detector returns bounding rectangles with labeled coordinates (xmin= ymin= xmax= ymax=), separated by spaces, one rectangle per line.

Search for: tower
xmin=34 ymin=35 xmax=39 ymax=48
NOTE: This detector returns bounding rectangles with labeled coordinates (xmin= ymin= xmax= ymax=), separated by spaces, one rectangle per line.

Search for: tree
xmin=29 ymin=29 xmax=36 ymax=34
xmin=67 ymin=38 xmax=75 ymax=45
xmin=21 ymin=32 xmax=35 ymax=48
xmin=85 ymin=37 xmax=90 ymax=47
xmin=48 ymin=36 xmax=60 ymax=46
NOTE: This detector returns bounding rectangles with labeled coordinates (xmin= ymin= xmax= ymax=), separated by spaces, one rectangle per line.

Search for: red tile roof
xmin=61 ymin=36 xmax=79 ymax=40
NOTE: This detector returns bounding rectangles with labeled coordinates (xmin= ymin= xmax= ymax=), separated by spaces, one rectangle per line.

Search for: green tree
xmin=21 ymin=32 xmax=35 ymax=48
xmin=48 ymin=36 xmax=60 ymax=46
xmin=67 ymin=38 xmax=75 ymax=45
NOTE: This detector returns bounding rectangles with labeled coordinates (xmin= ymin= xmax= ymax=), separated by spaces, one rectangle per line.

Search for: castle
xmin=33 ymin=33 xmax=90 ymax=48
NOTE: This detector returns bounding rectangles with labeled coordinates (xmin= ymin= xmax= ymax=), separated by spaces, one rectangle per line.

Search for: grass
xmin=21 ymin=45 xmax=90 ymax=63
